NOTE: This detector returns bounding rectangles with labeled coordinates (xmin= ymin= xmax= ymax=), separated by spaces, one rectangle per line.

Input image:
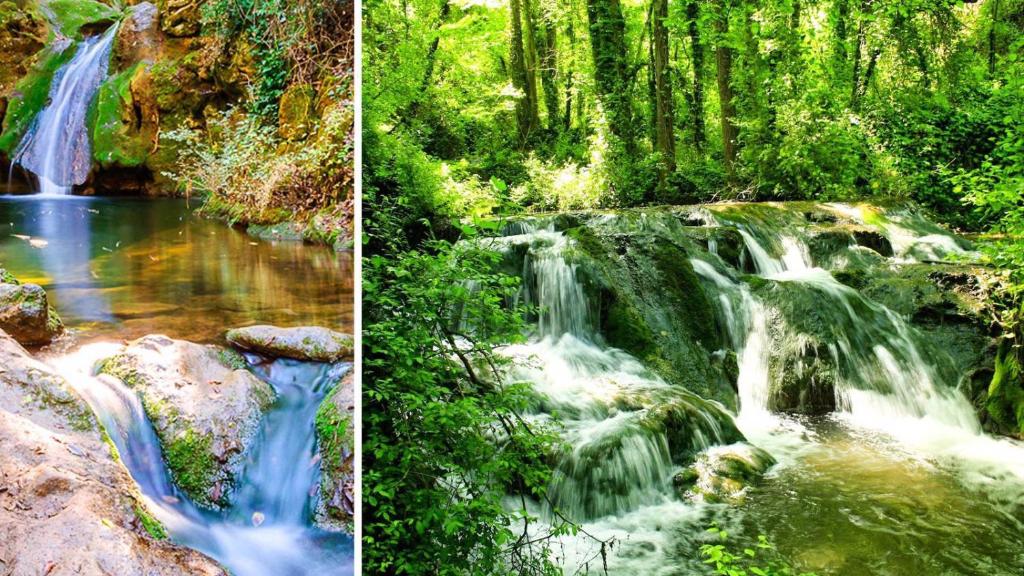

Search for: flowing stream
xmin=0 ymin=198 xmax=354 ymax=571
xmin=490 ymin=209 xmax=1024 ymax=575
xmin=47 ymin=346 xmax=353 ymax=576
xmin=13 ymin=26 xmax=118 ymax=195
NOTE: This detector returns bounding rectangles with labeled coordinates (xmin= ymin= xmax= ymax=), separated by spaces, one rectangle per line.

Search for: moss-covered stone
xmin=164 ymin=428 xmax=218 ymax=502
xmin=0 ymin=42 xmax=75 ymax=153
xmin=46 ymin=0 xmax=119 ymax=38
xmin=0 ymin=0 xmax=47 ymax=97
xmin=133 ymin=503 xmax=168 ymax=540
xmin=314 ymin=371 xmax=354 ymax=531
xmin=90 ymin=62 xmax=155 ymax=167
xmin=985 ymin=341 xmax=1024 ymax=438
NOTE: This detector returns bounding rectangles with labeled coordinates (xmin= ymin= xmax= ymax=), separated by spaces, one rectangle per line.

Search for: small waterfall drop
xmin=50 ymin=344 xmax=354 ymax=576
xmin=14 ymin=25 xmax=118 ymax=196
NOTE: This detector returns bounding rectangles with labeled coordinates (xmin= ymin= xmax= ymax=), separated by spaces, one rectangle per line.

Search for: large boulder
xmin=115 ymin=2 xmax=162 ymax=67
xmin=158 ymin=0 xmax=202 ymax=37
xmin=0 ymin=331 xmax=225 ymax=575
xmin=314 ymin=368 xmax=355 ymax=532
xmin=0 ymin=270 xmax=63 ymax=346
xmin=97 ymin=335 xmax=275 ymax=508
xmin=673 ymin=443 xmax=776 ymax=504
xmin=226 ymin=325 xmax=354 ymax=363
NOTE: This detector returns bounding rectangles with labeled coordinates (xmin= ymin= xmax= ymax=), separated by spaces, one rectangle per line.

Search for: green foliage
xmin=363 ymin=239 xmax=572 ymax=575
xmin=700 ymin=526 xmax=817 ymax=576
xmin=0 ymin=45 xmax=75 ymax=153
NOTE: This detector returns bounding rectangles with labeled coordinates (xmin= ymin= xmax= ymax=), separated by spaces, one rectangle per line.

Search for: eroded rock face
xmin=0 ymin=270 xmax=63 ymax=346
xmin=115 ymin=2 xmax=161 ymax=66
xmin=0 ymin=331 xmax=225 ymax=576
xmin=159 ymin=0 xmax=202 ymax=37
xmin=673 ymin=443 xmax=776 ymax=504
xmin=97 ymin=335 xmax=275 ymax=508
xmin=227 ymin=325 xmax=354 ymax=363
xmin=0 ymin=0 xmax=47 ymax=96
xmin=314 ymin=368 xmax=354 ymax=532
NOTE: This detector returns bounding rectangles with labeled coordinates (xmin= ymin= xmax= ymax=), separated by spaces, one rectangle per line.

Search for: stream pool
xmin=0 ymin=196 xmax=352 ymax=342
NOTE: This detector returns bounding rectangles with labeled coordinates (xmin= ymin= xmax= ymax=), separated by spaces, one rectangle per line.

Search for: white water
xmin=495 ymin=210 xmax=1024 ymax=573
xmin=14 ymin=26 xmax=117 ymax=196
xmin=49 ymin=344 xmax=354 ymax=576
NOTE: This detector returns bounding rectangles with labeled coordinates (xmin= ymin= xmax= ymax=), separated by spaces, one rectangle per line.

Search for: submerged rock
xmin=227 ymin=325 xmax=354 ymax=363
xmin=314 ymin=368 xmax=355 ymax=532
xmin=0 ymin=332 xmax=224 ymax=575
xmin=97 ymin=335 xmax=275 ymax=508
xmin=673 ymin=443 xmax=776 ymax=504
xmin=0 ymin=269 xmax=63 ymax=346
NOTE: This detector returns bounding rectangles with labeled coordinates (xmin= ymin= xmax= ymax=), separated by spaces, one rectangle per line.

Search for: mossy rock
xmin=314 ymin=369 xmax=354 ymax=531
xmin=0 ymin=0 xmax=48 ymax=94
xmin=0 ymin=42 xmax=75 ymax=153
xmin=0 ymin=269 xmax=64 ymax=345
xmin=46 ymin=0 xmax=120 ymax=38
xmin=89 ymin=62 xmax=156 ymax=167
xmin=673 ymin=443 xmax=776 ymax=505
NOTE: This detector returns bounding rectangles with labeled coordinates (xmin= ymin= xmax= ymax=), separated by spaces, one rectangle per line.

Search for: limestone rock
xmin=0 ymin=331 xmax=225 ymax=576
xmin=314 ymin=367 xmax=354 ymax=532
xmin=227 ymin=325 xmax=354 ymax=363
xmin=0 ymin=269 xmax=63 ymax=346
xmin=97 ymin=335 xmax=275 ymax=508
xmin=0 ymin=0 xmax=47 ymax=95
xmin=115 ymin=2 xmax=162 ymax=67
xmin=673 ymin=443 xmax=776 ymax=504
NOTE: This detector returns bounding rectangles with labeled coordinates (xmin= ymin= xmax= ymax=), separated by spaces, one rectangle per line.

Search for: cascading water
xmin=13 ymin=25 xmax=118 ymax=196
xmin=489 ymin=206 xmax=1024 ymax=574
xmin=50 ymin=344 xmax=354 ymax=576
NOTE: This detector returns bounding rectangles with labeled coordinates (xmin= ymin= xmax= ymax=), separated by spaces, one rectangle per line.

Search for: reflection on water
xmin=0 ymin=197 xmax=352 ymax=342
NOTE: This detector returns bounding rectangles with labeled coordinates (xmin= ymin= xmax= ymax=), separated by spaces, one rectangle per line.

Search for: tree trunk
xmin=510 ymin=0 xmax=538 ymax=143
xmin=564 ymin=20 xmax=575 ymax=131
xmin=850 ymin=0 xmax=872 ymax=109
xmin=408 ymin=0 xmax=450 ymax=118
xmin=989 ymin=0 xmax=999 ymax=77
xmin=652 ymin=0 xmax=675 ymax=177
xmin=586 ymin=0 xmax=635 ymax=154
xmin=523 ymin=0 xmax=541 ymax=124
xmin=687 ymin=0 xmax=705 ymax=149
xmin=713 ymin=0 xmax=737 ymax=182
xmin=539 ymin=17 xmax=560 ymax=132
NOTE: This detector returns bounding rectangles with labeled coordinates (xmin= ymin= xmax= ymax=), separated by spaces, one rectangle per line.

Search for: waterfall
xmin=496 ymin=228 xmax=735 ymax=522
xmin=14 ymin=25 xmax=118 ymax=196
xmin=50 ymin=344 xmax=354 ymax=576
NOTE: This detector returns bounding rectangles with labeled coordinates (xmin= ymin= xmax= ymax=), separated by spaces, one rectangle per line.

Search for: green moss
xmin=164 ymin=429 xmax=218 ymax=505
xmin=133 ymin=503 xmax=168 ymax=540
xmin=986 ymin=341 xmax=1024 ymax=436
xmin=89 ymin=62 xmax=150 ymax=167
xmin=315 ymin=384 xmax=353 ymax=525
xmin=564 ymin=226 xmax=607 ymax=262
xmin=217 ymin=347 xmax=249 ymax=371
xmin=651 ymin=243 xmax=719 ymax=350
xmin=96 ymin=356 xmax=143 ymax=388
xmin=604 ymin=300 xmax=657 ymax=360
xmin=0 ymin=44 xmax=75 ymax=153
xmin=46 ymin=0 xmax=119 ymax=38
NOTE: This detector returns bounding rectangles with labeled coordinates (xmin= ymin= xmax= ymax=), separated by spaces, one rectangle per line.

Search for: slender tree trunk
xmin=713 ymin=0 xmax=737 ymax=182
xmin=850 ymin=0 xmax=872 ymax=109
xmin=510 ymin=0 xmax=538 ymax=143
xmin=523 ymin=0 xmax=541 ymax=124
xmin=652 ymin=0 xmax=675 ymax=178
xmin=687 ymin=0 xmax=706 ymax=149
xmin=989 ymin=0 xmax=999 ymax=77
xmin=564 ymin=20 xmax=575 ymax=130
xmin=408 ymin=0 xmax=450 ymax=118
xmin=539 ymin=18 xmax=560 ymax=132
xmin=587 ymin=0 xmax=635 ymax=154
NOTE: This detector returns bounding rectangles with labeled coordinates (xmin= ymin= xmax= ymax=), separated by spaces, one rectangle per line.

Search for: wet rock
xmin=97 ymin=335 xmax=275 ymax=508
xmin=639 ymin=390 xmax=743 ymax=462
xmin=227 ymin=325 xmax=354 ymax=362
xmin=852 ymin=229 xmax=893 ymax=257
xmin=0 ymin=329 xmax=90 ymax=427
xmin=673 ymin=443 xmax=775 ymax=504
xmin=0 ymin=269 xmax=63 ymax=346
xmin=0 ymin=332 xmax=225 ymax=575
xmin=314 ymin=368 xmax=354 ymax=532
xmin=770 ymin=342 xmax=837 ymax=415
xmin=115 ymin=2 xmax=162 ymax=67
xmin=278 ymin=83 xmax=316 ymax=140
